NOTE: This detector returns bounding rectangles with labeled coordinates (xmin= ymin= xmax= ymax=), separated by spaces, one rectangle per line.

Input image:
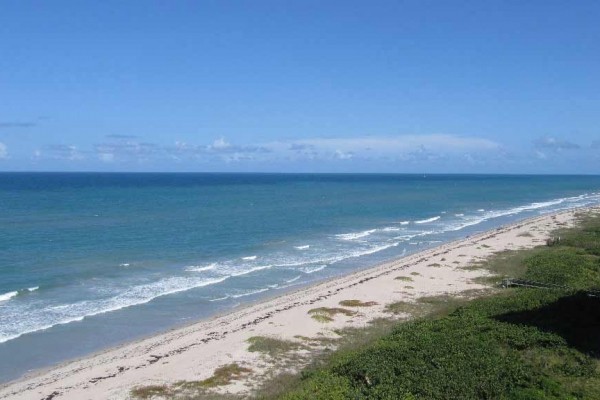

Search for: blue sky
xmin=0 ymin=1 xmax=599 ymax=173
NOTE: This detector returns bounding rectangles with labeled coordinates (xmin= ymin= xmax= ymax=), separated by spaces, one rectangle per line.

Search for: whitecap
xmin=414 ymin=216 xmax=441 ymax=224
xmin=399 ymin=221 xmax=410 ymax=225
xmin=119 ymin=263 xmax=130 ymax=267
xmin=186 ymin=263 xmax=217 ymax=273
xmin=336 ymin=229 xmax=376 ymax=240
xmin=0 ymin=291 xmax=18 ymax=303
xmin=242 ymin=255 xmax=257 ymax=261
xmin=27 ymin=286 xmax=39 ymax=292
xmin=230 ymin=265 xmax=273 ymax=277
xmin=294 ymin=245 xmax=310 ymax=250
xmin=455 ymin=213 xmax=464 ymax=217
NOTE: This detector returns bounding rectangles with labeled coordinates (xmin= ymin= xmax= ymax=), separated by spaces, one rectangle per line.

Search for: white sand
xmin=0 ymin=208 xmax=592 ymax=400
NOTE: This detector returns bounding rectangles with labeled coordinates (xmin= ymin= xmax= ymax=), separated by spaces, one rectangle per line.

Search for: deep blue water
xmin=1 ymin=173 xmax=600 ymax=382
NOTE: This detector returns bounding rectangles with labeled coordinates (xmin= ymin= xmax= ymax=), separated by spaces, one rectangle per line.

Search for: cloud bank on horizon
xmin=0 ymin=132 xmax=595 ymax=174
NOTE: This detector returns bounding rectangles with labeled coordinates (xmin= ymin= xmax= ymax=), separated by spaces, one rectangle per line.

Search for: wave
xmin=241 ymin=255 xmax=257 ymax=261
xmin=229 ymin=264 xmax=273 ymax=277
xmin=295 ymin=245 xmax=310 ymax=250
xmin=0 ymin=291 xmax=18 ymax=303
xmin=414 ymin=216 xmax=441 ymax=224
xmin=186 ymin=263 xmax=217 ymax=273
xmin=455 ymin=213 xmax=464 ymax=217
xmin=119 ymin=263 xmax=130 ymax=267
xmin=230 ymin=288 xmax=269 ymax=299
xmin=350 ymin=242 xmax=399 ymax=257
xmin=302 ymin=265 xmax=327 ymax=274
xmin=0 ymin=286 xmax=39 ymax=303
xmin=336 ymin=229 xmax=376 ymax=241
xmin=286 ymin=275 xmax=302 ymax=283
xmin=382 ymin=227 xmax=402 ymax=232
xmin=280 ymin=240 xmax=402 ymax=272
xmin=209 ymin=295 xmax=230 ymax=302
xmin=442 ymin=193 xmax=600 ymax=233
xmin=0 ymin=275 xmax=230 ymax=344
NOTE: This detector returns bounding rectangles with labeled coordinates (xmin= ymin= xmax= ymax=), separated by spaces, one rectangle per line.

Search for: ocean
xmin=1 ymin=173 xmax=600 ymax=383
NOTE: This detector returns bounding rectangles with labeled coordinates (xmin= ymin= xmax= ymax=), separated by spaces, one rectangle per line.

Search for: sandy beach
xmin=1 ymin=207 xmax=593 ymax=400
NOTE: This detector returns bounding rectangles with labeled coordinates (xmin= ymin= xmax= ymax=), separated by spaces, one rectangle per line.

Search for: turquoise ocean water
xmin=1 ymin=173 xmax=600 ymax=382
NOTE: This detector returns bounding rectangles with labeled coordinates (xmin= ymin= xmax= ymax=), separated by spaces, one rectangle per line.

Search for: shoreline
xmin=1 ymin=206 xmax=595 ymax=399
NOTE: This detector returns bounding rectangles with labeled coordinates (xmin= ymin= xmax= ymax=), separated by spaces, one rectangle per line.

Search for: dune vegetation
xmin=272 ymin=213 xmax=600 ymax=399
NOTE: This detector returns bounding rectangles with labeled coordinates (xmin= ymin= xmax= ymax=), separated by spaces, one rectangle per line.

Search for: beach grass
xmin=182 ymin=363 xmax=252 ymax=388
xmin=131 ymin=363 xmax=252 ymax=399
xmin=130 ymin=384 xmax=170 ymax=399
xmin=517 ymin=231 xmax=534 ymax=237
xmin=247 ymin=336 xmax=306 ymax=357
xmin=308 ymin=307 xmax=356 ymax=323
xmin=338 ymin=300 xmax=378 ymax=307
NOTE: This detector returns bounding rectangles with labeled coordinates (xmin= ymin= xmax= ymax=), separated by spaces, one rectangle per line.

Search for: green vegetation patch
xmin=517 ymin=232 xmax=534 ymax=237
xmin=131 ymin=363 xmax=252 ymax=398
xmin=247 ymin=336 xmax=306 ymax=356
xmin=130 ymin=385 xmax=170 ymax=399
xmin=308 ymin=307 xmax=356 ymax=323
xmin=189 ymin=363 xmax=252 ymax=388
xmin=384 ymin=301 xmax=427 ymax=316
xmin=339 ymin=300 xmax=378 ymax=307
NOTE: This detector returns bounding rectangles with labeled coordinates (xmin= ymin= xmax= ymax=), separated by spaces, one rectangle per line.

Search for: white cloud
xmin=0 ymin=142 xmax=7 ymax=159
xmin=534 ymin=136 xmax=580 ymax=151
xmin=334 ymin=149 xmax=353 ymax=160
xmin=269 ymin=134 xmax=500 ymax=162
xmin=37 ymin=144 xmax=85 ymax=161
xmin=98 ymin=153 xmax=115 ymax=163
xmin=209 ymin=137 xmax=231 ymax=150
xmin=290 ymin=134 xmax=498 ymax=153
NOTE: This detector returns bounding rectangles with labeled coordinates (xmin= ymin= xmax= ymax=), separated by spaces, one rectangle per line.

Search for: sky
xmin=0 ymin=0 xmax=599 ymax=174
